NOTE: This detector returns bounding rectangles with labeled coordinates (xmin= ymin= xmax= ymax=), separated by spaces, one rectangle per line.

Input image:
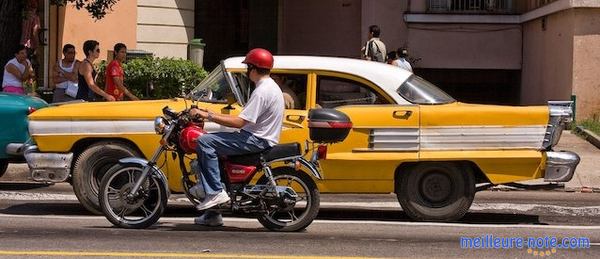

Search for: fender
xmin=298 ymin=157 xmax=323 ymax=180
xmin=118 ymin=157 xmax=171 ymax=198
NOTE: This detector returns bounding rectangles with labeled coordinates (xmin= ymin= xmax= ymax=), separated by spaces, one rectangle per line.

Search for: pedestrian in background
xmin=2 ymin=44 xmax=34 ymax=95
xmin=105 ymin=43 xmax=138 ymax=101
xmin=21 ymin=0 xmax=41 ymax=71
xmin=76 ymin=40 xmax=115 ymax=102
xmin=361 ymin=25 xmax=387 ymax=62
xmin=51 ymin=44 xmax=79 ymax=102
xmin=392 ymin=48 xmax=413 ymax=72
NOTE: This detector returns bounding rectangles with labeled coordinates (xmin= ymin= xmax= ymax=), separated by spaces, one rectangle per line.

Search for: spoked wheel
xmin=99 ymin=164 xmax=168 ymax=229
xmin=257 ymin=167 xmax=320 ymax=232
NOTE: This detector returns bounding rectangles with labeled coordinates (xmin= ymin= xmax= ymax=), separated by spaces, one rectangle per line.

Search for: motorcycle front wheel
xmin=99 ymin=163 xmax=168 ymax=229
xmin=257 ymin=167 xmax=320 ymax=232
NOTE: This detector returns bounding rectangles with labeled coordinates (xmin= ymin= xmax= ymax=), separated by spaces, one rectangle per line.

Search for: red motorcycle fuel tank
xmin=225 ymin=162 xmax=258 ymax=183
xmin=179 ymin=123 xmax=206 ymax=154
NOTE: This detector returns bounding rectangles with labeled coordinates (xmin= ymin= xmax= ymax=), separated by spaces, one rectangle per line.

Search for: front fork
xmin=127 ymin=146 xmax=165 ymax=199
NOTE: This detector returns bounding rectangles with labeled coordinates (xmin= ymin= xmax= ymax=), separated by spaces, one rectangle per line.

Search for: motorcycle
xmin=98 ymin=105 xmax=352 ymax=231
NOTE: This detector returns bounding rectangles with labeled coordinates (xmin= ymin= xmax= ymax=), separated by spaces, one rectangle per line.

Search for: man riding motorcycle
xmin=188 ymin=48 xmax=284 ymax=226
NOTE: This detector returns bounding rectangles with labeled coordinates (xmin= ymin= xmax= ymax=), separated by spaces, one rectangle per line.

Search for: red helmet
xmin=242 ymin=48 xmax=274 ymax=69
xmin=179 ymin=124 xmax=206 ymax=154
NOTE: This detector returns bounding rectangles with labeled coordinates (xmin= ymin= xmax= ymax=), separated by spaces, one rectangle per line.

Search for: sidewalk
xmin=555 ymin=131 xmax=600 ymax=190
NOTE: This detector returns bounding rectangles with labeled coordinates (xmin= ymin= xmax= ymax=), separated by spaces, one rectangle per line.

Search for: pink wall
xmin=361 ymin=0 xmax=409 ymax=54
xmin=572 ymin=8 xmax=600 ymax=119
xmin=521 ymin=10 xmax=574 ymax=106
xmin=278 ymin=0 xmax=408 ymax=58
xmin=407 ymin=24 xmax=522 ymax=69
xmin=278 ymin=0 xmax=362 ymax=57
xmin=61 ymin=0 xmax=137 ymax=61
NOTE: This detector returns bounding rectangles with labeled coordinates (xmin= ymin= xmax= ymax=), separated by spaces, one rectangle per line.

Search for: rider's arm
xmin=189 ymin=108 xmax=247 ymax=129
xmin=209 ymin=112 xmax=247 ymax=128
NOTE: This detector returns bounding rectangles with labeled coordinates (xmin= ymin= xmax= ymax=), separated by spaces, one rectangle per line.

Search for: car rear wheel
xmin=396 ymin=162 xmax=475 ymax=222
xmin=0 ymin=159 xmax=8 ymax=178
xmin=72 ymin=141 xmax=140 ymax=215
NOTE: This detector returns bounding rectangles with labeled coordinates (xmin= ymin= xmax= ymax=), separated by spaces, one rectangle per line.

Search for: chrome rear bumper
xmin=24 ymin=145 xmax=73 ymax=183
xmin=5 ymin=143 xmax=37 ymax=156
xmin=544 ymin=151 xmax=580 ymax=182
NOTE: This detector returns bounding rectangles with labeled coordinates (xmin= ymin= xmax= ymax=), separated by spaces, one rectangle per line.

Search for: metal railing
xmin=428 ymin=0 xmax=515 ymax=14
xmin=529 ymin=0 xmax=559 ymax=10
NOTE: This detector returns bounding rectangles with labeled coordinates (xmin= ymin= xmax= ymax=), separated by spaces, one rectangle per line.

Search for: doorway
xmin=194 ymin=0 xmax=278 ymax=71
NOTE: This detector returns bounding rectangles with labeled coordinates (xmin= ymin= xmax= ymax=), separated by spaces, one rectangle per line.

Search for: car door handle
xmin=286 ymin=115 xmax=305 ymax=122
xmin=393 ymin=110 xmax=412 ymax=119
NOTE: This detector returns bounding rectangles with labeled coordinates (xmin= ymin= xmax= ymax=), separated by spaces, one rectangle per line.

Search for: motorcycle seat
xmin=263 ymin=143 xmax=302 ymax=162
xmin=226 ymin=143 xmax=302 ymax=165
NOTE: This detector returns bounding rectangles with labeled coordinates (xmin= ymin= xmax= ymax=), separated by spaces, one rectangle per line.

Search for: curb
xmin=488 ymin=185 xmax=600 ymax=193
xmin=574 ymin=126 xmax=600 ymax=149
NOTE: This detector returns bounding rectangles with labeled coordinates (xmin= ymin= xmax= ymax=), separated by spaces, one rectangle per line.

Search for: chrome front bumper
xmin=24 ymin=145 xmax=73 ymax=183
xmin=544 ymin=151 xmax=580 ymax=182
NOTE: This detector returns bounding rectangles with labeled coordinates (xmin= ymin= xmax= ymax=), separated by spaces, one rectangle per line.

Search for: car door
xmin=309 ymin=73 xmax=420 ymax=193
xmin=271 ymin=71 xmax=312 ymax=149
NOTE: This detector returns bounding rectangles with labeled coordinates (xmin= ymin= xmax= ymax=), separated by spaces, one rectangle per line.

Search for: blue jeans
xmin=196 ymin=130 xmax=269 ymax=195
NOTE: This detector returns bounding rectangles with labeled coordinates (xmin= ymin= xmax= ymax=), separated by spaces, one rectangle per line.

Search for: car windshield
xmin=187 ymin=65 xmax=231 ymax=103
xmin=397 ymin=75 xmax=455 ymax=104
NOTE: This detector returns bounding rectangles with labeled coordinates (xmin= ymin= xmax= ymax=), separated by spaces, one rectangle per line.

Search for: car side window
xmin=316 ymin=76 xmax=390 ymax=108
xmin=270 ymin=73 xmax=308 ymax=110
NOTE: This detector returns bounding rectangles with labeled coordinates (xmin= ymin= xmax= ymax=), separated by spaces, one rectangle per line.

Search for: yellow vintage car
xmin=24 ymin=56 xmax=579 ymax=221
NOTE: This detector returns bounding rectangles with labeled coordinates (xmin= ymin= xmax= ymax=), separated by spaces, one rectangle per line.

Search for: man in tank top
xmin=52 ymin=44 xmax=79 ymax=102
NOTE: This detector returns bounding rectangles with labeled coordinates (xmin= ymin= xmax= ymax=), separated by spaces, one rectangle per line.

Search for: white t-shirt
xmin=239 ymin=77 xmax=285 ymax=147
xmin=393 ymin=58 xmax=413 ymax=72
xmin=2 ymin=58 xmax=30 ymax=88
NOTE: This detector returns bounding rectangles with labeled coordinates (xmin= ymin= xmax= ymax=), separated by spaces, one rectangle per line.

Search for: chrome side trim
xmin=368 ymin=128 xmax=420 ymax=151
xmin=24 ymin=146 xmax=73 ymax=183
xmin=544 ymin=151 xmax=580 ymax=182
xmin=421 ymin=126 xmax=546 ymax=150
xmin=29 ymin=120 xmax=234 ymax=136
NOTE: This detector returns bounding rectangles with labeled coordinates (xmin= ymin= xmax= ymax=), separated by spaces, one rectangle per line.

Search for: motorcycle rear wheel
xmin=257 ymin=167 xmax=320 ymax=232
xmin=99 ymin=163 xmax=168 ymax=229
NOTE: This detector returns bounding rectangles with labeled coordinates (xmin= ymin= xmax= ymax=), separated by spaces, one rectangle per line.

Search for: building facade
xmin=35 ymin=0 xmax=599 ymax=120
xmin=196 ymin=0 xmax=599 ymax=120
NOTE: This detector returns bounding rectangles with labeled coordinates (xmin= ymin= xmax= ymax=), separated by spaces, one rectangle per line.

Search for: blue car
xmin=0 ymin=93 xmax=47 ymax=178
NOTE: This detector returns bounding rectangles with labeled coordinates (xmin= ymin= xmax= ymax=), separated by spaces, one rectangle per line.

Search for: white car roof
xmin=222 ymin=56 xmax=413 ymax=105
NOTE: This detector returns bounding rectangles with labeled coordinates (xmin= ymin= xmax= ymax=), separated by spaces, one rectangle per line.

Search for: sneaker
xmin=195 ymin=190 xmax=230 ymax=211
xmin=188 ymin=184 xmax=205 ymax=200
xmin=194 ymin=212 xmax=223 ymax=227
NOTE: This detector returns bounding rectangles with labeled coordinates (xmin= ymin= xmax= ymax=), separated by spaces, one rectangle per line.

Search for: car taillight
xmin=317 ymin=144 xmax=327 ymax=160
xmin=28 ymin=106 xmax=36 ymax=114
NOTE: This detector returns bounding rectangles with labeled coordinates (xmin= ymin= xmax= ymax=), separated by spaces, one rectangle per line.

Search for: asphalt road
xmin=1 ymin=166 xmax=600 ymax=258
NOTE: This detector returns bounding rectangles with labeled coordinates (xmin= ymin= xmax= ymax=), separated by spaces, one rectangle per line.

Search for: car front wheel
xmin=72 ymin=141 xmax=140 ymax=215
xmin=396 ymin=162 xmax=475 ymax=222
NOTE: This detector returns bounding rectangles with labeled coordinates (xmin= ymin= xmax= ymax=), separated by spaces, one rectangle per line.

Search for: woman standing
xmin=105 ymin=43 xmax=138 ymax=101
xmin=76 ymin=40 xmax=115 ymax=102
xmin=2 ymin=45 xmax=34 ymax=95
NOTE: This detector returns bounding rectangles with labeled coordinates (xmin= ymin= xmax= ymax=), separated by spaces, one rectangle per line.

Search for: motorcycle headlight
xmin=154 ymin=117 xmax=167 ymax=134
